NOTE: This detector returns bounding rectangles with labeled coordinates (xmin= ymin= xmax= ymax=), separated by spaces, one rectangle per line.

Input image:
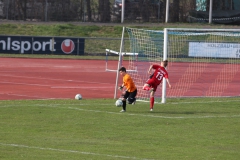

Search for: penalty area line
xmin=0 ymin=143 xmax=154 ymax=160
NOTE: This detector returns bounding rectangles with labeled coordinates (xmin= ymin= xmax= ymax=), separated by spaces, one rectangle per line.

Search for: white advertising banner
xmin=189 ymin=42 xmax=240 ymax=58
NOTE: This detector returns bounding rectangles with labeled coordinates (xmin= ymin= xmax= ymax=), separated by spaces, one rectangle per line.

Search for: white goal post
xmin=112 ymin=27 xmax=240 ymax=103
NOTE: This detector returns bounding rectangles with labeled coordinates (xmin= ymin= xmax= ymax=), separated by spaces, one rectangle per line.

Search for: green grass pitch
xmin=0 ymin=97 xmax=240 ymax=160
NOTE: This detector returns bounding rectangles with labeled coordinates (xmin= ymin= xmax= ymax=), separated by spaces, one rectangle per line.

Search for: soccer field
xmin=1 ymin=97 xmax=240 ymax=160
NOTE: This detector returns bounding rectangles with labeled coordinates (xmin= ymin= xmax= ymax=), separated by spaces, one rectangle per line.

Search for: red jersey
xmin=151 ymin=64 xmax=169 ymax=85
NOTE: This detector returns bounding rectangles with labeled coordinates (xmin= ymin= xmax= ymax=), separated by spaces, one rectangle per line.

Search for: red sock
xmin=150 ymin=97 xmax=154 ymax=109
xmin=143 ymin=86 xmax=150 ymax=91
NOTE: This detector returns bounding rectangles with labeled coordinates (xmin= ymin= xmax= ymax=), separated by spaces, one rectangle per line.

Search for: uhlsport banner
xmin=0 ymin=36 xmax=85 ymax=55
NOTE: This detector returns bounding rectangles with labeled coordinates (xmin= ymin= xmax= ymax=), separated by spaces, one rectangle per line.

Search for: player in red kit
xmin=143 ymin=60 xmax=172 ymax=111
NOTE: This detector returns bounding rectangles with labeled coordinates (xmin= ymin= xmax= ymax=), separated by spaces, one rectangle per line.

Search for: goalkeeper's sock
xmin=150 ymin=97 xmax=154 ymax=109
xmin=122 ymin=100 xmax=126 ymax=111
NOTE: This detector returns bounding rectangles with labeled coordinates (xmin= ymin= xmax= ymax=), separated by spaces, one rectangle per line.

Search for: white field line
xmin=66 ymin=107 xmax=240 ymax=119
xmin=1 ymin=103 xmax=240 ymax=119
xmin=167 ymin=99 xmax=240 ymax=104
xmin=0 ymin=143 xmax=153 ymax=160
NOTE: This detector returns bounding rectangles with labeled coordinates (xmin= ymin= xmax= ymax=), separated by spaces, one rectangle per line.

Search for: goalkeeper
xmin=143 ymin=60 xmax=172 ymax=111
xmin=118 ymin=67 xmax=137 ymax=112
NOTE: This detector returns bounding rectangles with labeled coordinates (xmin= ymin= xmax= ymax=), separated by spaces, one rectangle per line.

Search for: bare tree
xmin=86 ymin=0 xmax=91 ymax=21
xmin=172 ymin=0 xmax=180 ymax=22
xmin=98 ymin=0 xmax=110 ymax=22
xmin=15 ymin=0 xmax=27 ymax=20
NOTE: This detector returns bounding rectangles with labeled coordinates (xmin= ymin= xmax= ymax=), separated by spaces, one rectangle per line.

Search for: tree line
xmin=0 ymin=0 xmax=235 ymax=23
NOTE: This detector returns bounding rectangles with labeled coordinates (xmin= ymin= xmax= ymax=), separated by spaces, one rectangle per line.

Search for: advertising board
xmin=0 ymin=36 xmax=85 ymax=55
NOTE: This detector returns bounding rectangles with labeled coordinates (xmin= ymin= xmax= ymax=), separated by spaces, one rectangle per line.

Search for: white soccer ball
xmin=75 ymin=94 xmax=82 ymax=100
xmin=115 ymin=99 xmax=123 ymax=107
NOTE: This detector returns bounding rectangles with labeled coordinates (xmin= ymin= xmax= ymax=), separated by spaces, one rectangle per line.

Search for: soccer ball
xmin=75 ymin=94 xmax=82 ymax=100
xmin=115 ymin=99 xmax=123 ymax=107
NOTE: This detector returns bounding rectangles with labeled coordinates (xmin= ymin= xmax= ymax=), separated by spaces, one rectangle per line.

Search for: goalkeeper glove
xmin=118 ymin=86 xmax=123 ymax=90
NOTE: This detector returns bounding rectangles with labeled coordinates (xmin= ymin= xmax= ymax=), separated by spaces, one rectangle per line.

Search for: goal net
xmin=115 ymin=27 xmax=240 ymax=103
xmin=113 ymin=27 xmax=165 ymax=102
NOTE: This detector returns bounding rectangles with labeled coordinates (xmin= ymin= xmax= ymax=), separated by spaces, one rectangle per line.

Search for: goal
xmin=114 ymin=27 xmax=240 ymax=103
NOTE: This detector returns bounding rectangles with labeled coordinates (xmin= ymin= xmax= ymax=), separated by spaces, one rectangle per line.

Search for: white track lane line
xmin=0 ymin=81 xmax=51 ymax=87
xmin=0 ymin=74 xmax=113 ymax=85
xmin=0 ymin=93 xmax=63 ymax=99
xmin=51 ymin=86 xmax=114 ymax=89
xmin=0 ymin=81 xmax=113 ymax=88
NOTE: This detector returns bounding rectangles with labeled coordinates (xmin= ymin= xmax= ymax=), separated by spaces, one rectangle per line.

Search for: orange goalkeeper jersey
xmin=123 ymin=73 xmax=137 ymax=92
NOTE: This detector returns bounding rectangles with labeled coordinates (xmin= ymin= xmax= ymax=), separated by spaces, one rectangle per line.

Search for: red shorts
xmin=146 ymin=78 xmax=159 ymax=91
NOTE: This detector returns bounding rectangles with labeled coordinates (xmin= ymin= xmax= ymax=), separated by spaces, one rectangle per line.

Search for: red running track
xmin=1 ymin=58 xmax=239 ymax=100
xmin=0 ymin=58 xmax=120 ymax=100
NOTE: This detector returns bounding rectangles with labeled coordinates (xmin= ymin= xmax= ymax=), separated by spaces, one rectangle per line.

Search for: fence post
xmin=45 ymin=0 xmax=48 ymax=22
xmin=6 ymin=0 xmax=9 ymax=19
xmin=165 ymin=0 xmax=169 ymax=23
